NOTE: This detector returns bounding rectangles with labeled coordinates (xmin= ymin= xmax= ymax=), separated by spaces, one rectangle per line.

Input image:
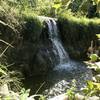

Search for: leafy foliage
xmin=90 ymin=54 xmax=99 ymax=62
xmin=82 ymin=81 xmax=100 ymax=97
xmin=66 ymin=80 xmax=76 ymax=100
xmin=19 ymin=88 xmax=30 ymax=100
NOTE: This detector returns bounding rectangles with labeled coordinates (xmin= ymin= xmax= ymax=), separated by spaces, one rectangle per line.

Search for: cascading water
xmin=43 ymin=18 xmax=77 ymax=71
xmin=45 ymin=18 xmax=70 ymax=69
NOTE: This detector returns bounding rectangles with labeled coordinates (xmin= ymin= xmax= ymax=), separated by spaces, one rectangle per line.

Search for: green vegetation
xmin=59 ymin=12 xmax=100 ymax=24
xmin=0 ymin=0 xmax=100 ymax=100
xmin=0 ymin=0 xmax=100 ymax=17
xmin=66 ymin=80 xmax=76 ymax=100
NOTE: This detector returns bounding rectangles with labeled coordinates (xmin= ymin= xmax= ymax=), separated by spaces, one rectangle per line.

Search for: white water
xmin=38 ymin=17 xmax=77 ymax=70
xmin=45 ymin=19 xmax=69 ymax=65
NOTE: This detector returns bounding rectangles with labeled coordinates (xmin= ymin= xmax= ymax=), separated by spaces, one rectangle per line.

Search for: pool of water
xmin=24 ymin=60 xmax=92 ymax=99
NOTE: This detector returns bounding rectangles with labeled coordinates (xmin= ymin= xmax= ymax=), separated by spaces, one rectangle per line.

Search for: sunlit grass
xmin=59 ymin=12 xmax=100 ymax=26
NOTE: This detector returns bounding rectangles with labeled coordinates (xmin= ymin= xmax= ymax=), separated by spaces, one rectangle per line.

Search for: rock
xmin=49 ymin=94 xmax=68 ymax=100
xmin=49 ymin=94 xmax=100 ymax=100
xmin=58 ymin=16 xmax=100 ymax=60
xmin=9 ymin=91 xmax=20 ymax=100
xmin=1 ymin=16 xmax=55 ymax=77
xmin=89 ymin=96 xmax=100 ymax=100
xmin=95 ymin=62 xmax=100 ymax=67
xmin=0 ymin=84 xmax=9 ymax=96
xmin=95 ymin=74 xmax=100 ymax=82
xmin=75 ymin=93 xmax=85 ymax=100
xmin=49 ymin=93 xmax=85 ymax=100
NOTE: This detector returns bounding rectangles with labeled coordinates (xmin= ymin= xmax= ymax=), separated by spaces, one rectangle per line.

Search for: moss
xmin=20 ymin=15 xmax=43 ymax=42
xmin=58 ymin=13 xmax=100 ymax=59
xmin=58 ymin=13 xmax=100 ymax=25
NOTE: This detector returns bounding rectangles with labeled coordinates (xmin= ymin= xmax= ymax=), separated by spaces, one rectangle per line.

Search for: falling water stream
xmin=25 ymin=17 xmax=92 ymax=99
xmin=46 ymin=19 xmax=69 ymax=63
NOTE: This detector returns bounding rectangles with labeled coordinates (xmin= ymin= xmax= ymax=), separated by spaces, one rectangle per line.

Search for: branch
xmin=0 ymin=39 xmax=14 ymax=48
xmin=0 ymin=20 xmax=18 ymax=33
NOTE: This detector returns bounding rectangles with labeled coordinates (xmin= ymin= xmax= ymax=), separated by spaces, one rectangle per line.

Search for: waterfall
xmin=38 ymin=16 xmax=75 ymax=70
xmin=25 ymin=17 xmax=93 ymax=100
xmin=45 ymin=18 xmax=69 ymax=66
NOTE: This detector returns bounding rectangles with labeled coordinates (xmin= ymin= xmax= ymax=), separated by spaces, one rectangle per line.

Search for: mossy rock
xmin=58 ymin=14 xmax=100 ymax=59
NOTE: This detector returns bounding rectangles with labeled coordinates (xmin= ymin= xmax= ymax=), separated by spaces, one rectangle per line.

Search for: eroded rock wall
xmin=58 ymin=15 xmax=100 ymax=59
xmin=0 ymin=14 xmax=53 ymax=76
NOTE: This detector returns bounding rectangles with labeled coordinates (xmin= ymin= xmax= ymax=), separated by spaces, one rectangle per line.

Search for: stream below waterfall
xmin=25 ymin=60 xmax=92 ymax=99
xmin=24 ymin=17 xmax=92 ymax=99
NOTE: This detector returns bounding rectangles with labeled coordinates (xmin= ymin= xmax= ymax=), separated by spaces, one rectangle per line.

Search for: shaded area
xmin=24 ymin=60 xmax=92 ymax=99
xmin=58 ymin=15 xmax=100 ymax=59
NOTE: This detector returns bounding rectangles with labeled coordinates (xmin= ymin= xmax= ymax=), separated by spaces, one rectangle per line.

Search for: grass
xmin=58 ymin=12 xmax=100 ymax=25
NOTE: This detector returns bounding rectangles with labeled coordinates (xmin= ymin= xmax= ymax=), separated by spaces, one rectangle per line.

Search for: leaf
xmin=20 ymin=88 xmax=25 ymax=94
xmin=8 ymin=0 xmax=17 ymax=4
xmin=4 ymin=96 xmax=12 ymax=100
xmin=20 ymin=89 xmax=30 ymax=100
xmin=0 ymin=64 xmax=7 ymax=70
xmin=53 ymin=3 xmax=61 ymax=9
xmin=20 ymin=93 xmax=29 ymax=100
xmin=39 ymin=95 xmax=46 ymax=100
xmin=96 ymin=34 xmax=100 ymax=39
xmin=94 ymin=0 xmax=100 ymax=4
xmin=90 ymin=54 xmax=98 ymax=62
xmin=87 ymin=81 xmax=94 ymax=90
xmin=82 ymin=88 xmax=89 ymax=94
xmin=0 ymin=68 xmax=7 ymax=75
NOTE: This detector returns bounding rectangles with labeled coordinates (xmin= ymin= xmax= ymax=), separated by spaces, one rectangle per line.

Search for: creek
xmin=24 ymin=18 xmax=92 ymax=99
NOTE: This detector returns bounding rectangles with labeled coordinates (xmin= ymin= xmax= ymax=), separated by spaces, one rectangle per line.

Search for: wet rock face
xmin=30 ymin=23 xmax=58 ymax=76
xmin=0 ymin=16 xmax=57 ymax=76
xmin=15 ymin=20 xmax=56 ymax=76
xmin=57 ymin=18 xmax=100 ymax=60
xmin=0 ymin=17 xmax=57 ymax=77
xmin=31 ymin=47 xmax=53 ymax=76
xmin=0 ymin=16 xmax=53 ymax=76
